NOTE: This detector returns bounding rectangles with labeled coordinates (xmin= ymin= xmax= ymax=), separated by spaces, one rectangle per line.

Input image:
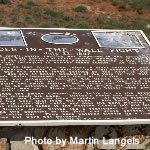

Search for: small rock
xmin=46 ymin=127 xmax=66 ymax=140
xmin=11 ymin=141 xmax=39 ymax=150
xmin=122 ymin=125 xmax=142 ymax=136
xmin=126 ymin=143 xmax=145 ymax=149
xmin=76 ymin=4 xmax=91 ymax=11
xmin=95 ymin=139 xmax=116 ymax=149
xmin=142 ymin=137 xmax=150 ymax=149
xmin=42 ymin=141 xmax=60 ymax=150
xmin=0 ymin=138 xmax=7 ymax=150
xmin=64 ymin=141 xmax=85 ymax=150
xmin=95 ymin=126 xmax=117 ymax=139
xmin=147 ymin=24 xmax=150 ymax=29
xmin=85 ymin=144 xmax=94 ymax=150
xmin=42 ymin=141 xmax=85 ymax=150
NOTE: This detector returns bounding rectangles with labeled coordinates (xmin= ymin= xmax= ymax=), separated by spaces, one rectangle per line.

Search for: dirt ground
xmin=0 ymin=0 xmax=150 ymax=27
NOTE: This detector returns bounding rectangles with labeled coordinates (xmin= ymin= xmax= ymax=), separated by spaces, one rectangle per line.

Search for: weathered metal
xmin=0 ymin=28 xmax=150 ymax=126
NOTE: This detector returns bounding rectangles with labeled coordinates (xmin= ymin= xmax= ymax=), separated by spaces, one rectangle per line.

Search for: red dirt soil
xmin=0 ymin=0 xmax=150 ymax=27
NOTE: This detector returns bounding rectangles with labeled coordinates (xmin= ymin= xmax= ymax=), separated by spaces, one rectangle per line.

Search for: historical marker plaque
xmin=0 ymin=28 xmax=150 ymax=126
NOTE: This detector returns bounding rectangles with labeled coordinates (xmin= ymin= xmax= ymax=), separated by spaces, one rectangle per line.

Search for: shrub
xmin=132 ymin=18 xmax=149 ymax=29
xmin=76 ymin=21 xmax=90 ymax=29
xmin=131 ymin=17 xmax=150 ymax=39
xmin=103 ymin=18 xmax=129 ymax=29
xmin=110 ymin=0 xmax=150 ymax=11
xmin=16 ymin=15 xmax=26 ymax=27
xmin=119 ymin=14 xmax=130 ymax=23
xmin=23 ymin=0 xmax=38 ymax=9
xmin=25 ymin=15 xmax=36 ymax=24
xmin=111 ymin=0 xmax=120 ymax=6
xmin=28 ymin=7 xmax=43 ymax=16
xmin=74 ymin=5 xmax=88 ymax=13
xmin=44 ymin=8 xmax=63 ymax=17
xmin=96 ymin=15 xmax=109 ymax=24
xmin=1 ymin=19 xmax=11 ymax=27
xmin=81 ymin=15 xmax=90 ymax=20
xmin=12 ymin=7 xmax=20 ymax=22
xmin=65 ymin=24 xmax=74 ymax=28
xmin=116 ymin=0 xmax=150 ymax=11
xmin=12 ymin=7 xmax=26 ymax=27
xmin=129 ymin=0 xmax=150 ymax=13
xmin=17 ymin=2 xmax=24 ymax=8
xmin=63 ymin=16 xmax=73 ymax=21
xmin=48 ymin=0 xmax=55 ymax=3
xmin=0 ymin=0 xmax=11 ymax=4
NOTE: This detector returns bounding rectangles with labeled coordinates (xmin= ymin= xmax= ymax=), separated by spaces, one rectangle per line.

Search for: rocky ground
xmin=1 ymin=125 xmax=150 ymax=150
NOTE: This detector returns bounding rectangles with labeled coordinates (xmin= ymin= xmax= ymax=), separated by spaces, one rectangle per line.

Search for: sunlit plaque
xmin=0 ymin=29 xmax=149 ymax=126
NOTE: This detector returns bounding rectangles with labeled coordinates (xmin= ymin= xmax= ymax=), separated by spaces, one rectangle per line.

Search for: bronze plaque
xmin=0 ymin=28 xmax=150 ymax=125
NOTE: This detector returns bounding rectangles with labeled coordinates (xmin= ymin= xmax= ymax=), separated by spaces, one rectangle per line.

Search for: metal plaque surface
xmin=0 ymin=28 xmax=150 ymax=126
